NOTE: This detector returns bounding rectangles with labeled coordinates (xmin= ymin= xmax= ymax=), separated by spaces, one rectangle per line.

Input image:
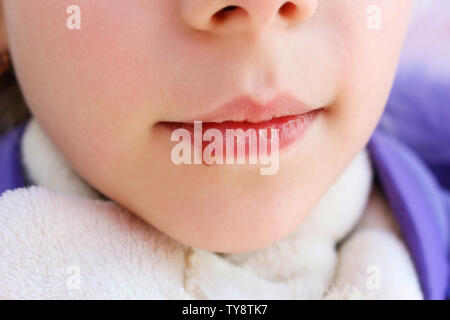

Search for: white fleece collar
xmin=20 ymin=118 xmax=374 ymax=299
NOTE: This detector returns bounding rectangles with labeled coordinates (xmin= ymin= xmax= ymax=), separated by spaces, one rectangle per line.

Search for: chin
xmin=160 ymin=192 xmax=309 ymax=254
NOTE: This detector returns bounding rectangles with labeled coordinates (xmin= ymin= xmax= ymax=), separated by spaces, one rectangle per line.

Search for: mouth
xmin=157 ymin=94 xmax=322 ymax=158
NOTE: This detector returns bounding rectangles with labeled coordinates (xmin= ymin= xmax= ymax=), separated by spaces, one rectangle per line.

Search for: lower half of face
xmin=4 ymin=0 xmax=413 ymax=252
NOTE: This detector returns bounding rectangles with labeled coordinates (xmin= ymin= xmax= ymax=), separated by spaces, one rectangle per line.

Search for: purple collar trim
xmin=0 ymin=125 xmax=27 ymax=195
xmin=369 ymin=130 xmax=449 ymax=300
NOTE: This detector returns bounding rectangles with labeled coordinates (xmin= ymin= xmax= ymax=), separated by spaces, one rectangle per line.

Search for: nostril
xmin=221 ymin=5 xmax=239 ymax=12
xmin=279 ymin=2 xmax=298 ymax=19
xmin=212 ymin=5 xmax=248 ymax=24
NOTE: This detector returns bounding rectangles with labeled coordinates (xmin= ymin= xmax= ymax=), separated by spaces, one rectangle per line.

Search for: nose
xmin=181 ymin=0 xmax=318 ymax=35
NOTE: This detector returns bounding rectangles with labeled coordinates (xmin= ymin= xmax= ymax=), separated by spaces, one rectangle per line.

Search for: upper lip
xmin=187 ymin=93 xmax=315 ymax=124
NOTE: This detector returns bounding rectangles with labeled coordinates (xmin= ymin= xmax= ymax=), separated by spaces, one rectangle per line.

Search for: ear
xmin=0 ymin=0 xmax=8 ymax=52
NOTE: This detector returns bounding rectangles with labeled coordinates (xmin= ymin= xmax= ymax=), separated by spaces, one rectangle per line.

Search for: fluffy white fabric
xmin=0 ymin=120 xmax=422 ymax=299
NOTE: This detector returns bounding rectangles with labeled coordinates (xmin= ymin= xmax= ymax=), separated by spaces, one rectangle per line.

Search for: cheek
xmin=324 ymin=0 xmax=413 ymax=141
xmin=8 ymin=0 xmax=174 ymax=124
xmin=328 ymin=0 xmax=413 ymax=91
xmin=5 ymin=0 xmax=175 ymax=172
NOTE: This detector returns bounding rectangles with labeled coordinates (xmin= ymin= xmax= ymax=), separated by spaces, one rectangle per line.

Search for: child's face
xmin=2 ymin=0 xmax=413 ymax=252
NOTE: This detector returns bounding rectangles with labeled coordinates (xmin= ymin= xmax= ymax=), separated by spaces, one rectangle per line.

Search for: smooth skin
xmin=0 ymin=0 xmax=413 ymax=253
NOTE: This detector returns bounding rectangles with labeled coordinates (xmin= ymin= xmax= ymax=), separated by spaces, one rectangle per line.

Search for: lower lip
xmin=159 ymin=109 xmax=321 ymax=155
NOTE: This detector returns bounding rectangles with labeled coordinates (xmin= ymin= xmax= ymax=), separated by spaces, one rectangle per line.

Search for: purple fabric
xmin=0 ymin=125 xmax=26 ymax=195
xmin=374 ymin=1 xmax=450 ymax=299
xmin=369 ymin=131 xmax=449 ymax=300
xmin=380 ymin=69 xmax=450 ymax=189
xmin=378 ymin=1 xmax=450 ymax=189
